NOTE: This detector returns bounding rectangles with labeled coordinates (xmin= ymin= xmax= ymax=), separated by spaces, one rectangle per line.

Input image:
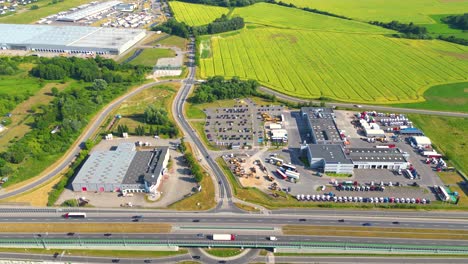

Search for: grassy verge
xmin=190 ymin=120 xmax=217 ymax=150
xmin=234 ymin=202 xmax=261 ymax=212
xmin=168 ymin=144 xmax=216 ymax=211
xmin=408 ymin=114 xmax=467 ymax=175
xmin=204 ymin=248 xmax=244 ymax=258
xmin=0 ymin=223 xmax=171 ymax=233
xmin=157 ymin=36 xmax=188 ymax=50
xmin=218 ymin=157 xmax=468 ymax=210
xmin=0 ymin=248 xmax=186 ymax=258
xmin=283 ymin=225 xmax=468 ymax=240
xmin=130 ymin=48 xmax=176 ymax=67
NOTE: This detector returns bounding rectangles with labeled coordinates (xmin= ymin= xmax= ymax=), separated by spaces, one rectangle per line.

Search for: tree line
xmin=153 ymin=15 xmax=244 ymax=38
xmin=442 ymin=13 xmax=468 ymax=30
xmin=193 ymin=15 xmax=245 ymax=35
xmin=266 ymin=0 xmax=351 ymax=20
xmin=190 ymin=76 xmax=259 ymax=104
xmin=0 ymin=56 xmax=149 ymax=186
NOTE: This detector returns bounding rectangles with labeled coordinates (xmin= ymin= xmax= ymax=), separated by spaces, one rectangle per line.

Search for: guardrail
xmin=0 ymin=238 xmax=466 ymax=254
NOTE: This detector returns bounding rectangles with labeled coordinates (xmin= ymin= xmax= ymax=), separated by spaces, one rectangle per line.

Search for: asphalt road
xmin=258 ymin=86 xmax=468 ymax=118
xmin=1 ymin=214 xmax=467 ymax=230
xmin=253 ymin=256 xmax=468 ymax=264
xmin=171 ymin=36 xmax=237 ymax=211
xmin=0 ymin=79 xmax=174 ymax=201
xmin=2 ymin=233 xmax=467 ymax=248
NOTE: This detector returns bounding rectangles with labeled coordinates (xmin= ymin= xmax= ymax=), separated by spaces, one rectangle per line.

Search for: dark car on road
xmin=298 ymin=219 xmax=307 ymax=222
xmin=193 ymin=256 xmax=201 ymax=259
xmin=53 ymin=252 xmax=59 ymax=258
xmin=144 ymin=260 xmax=152 ymax=263
xmin=392 ymin=221 xmax=400 ymax=224
xmin=338 ymin=219 xmax=345 ymax=222
xmin=104 ymin=233 xmax=112 ymax=237
xmin=192 ymin=219 xmax=200 ymax=222
xmin=67 ymin=232 xmax=75 ymax=236
xmin=196 ymin=233 xmax=204 ymax=238
xmin=112 ymin=259 xmax=120 ymax=263
xmin=362 ymin=223 xmax=372 ymax=226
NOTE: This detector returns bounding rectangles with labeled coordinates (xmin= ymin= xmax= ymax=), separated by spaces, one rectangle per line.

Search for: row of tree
xmin=442 ymin=13 xmax=468 ymax=30
xmin=267 ymin=0 xmax=350 ymax=20
xmin=190 ymin=76 xmax=259 ymax=104
xmin=193 ymin=15 xmax=245 ymax=35
xmin=370 ymin=21 xmax=427 ymax=35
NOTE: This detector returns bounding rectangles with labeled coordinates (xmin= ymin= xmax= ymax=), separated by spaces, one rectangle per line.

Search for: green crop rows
xmin=200 ymin=27 xmax=468 ymax=103
xmin=284 ymin=0 xmax=468 ymax=23
xmin=169 ymin=1 xmax=228 ymax=26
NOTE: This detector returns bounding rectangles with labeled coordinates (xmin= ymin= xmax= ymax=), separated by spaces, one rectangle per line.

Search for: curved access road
xmin=0 ymin=80 xmax=175 ymax=200
xmin=258 ymin=86 xmax=468 ymax=118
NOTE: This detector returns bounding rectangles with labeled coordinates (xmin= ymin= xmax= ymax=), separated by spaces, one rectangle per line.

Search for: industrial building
xmin=72 ymin=143 xmax=169 ymax=193
xmin=346 ymin=148 xmax=410 ymax=170
xmin=301 ymin=107 xmax=343 ymax=144
xmin=0 ymin=24 xmax=145 ymax=55
xmin=57 ymin=1 xmax=122 ymax=22
xmin=304 ymin=144 xmax=354 ymax=174
xmin=410 ymin=136 xmax=432 ymax=148
xmin=359 ymin=119 xmax=385 ymax=137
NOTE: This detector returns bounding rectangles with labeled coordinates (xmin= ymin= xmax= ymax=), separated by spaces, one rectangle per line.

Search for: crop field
xmin=0 ymin=0 xmax=91 ymax=24
xmin=200 ymin=27 xmax=468 ymax=103
xmin=232 ymin=3 xmax=392 ymax=34
xmin=169 ymin=1 xmax=228 ymax=26
xmin=284 ymin=0 xmax=468 ymax=23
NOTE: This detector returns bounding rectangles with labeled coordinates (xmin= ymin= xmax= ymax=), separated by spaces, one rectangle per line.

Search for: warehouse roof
xmin=301 ymin=107 xmax=342 ymax=144
xmin=308 ymin=144 xmax=353 ymax=164
xmin=57 ymin=1 xmax=121 ymax=22
xmin=122 ymin=147 xmax=169 ymax=186
xmin=73 ymin=143 xmax=136 ymax=185
xmin=0 ymin=24 xmax=145 ymax=51
xmin=346 ymin=148 xmax=408 ymax=162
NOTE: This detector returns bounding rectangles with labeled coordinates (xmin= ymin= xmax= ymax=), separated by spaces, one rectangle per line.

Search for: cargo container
xmin=212 ymin=234 xmax=235 ymax=241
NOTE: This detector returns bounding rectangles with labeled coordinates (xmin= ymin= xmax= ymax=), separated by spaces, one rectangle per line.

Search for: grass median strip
xmin=0 ymin=248 xmax=187 ymax=258
xmin=204 ymin=248 xmax=244 ymax=258
xmin=283 ymin=225 xmax=468 ymax=240
xmin=0 ymin=223 xmax=171 ymax=234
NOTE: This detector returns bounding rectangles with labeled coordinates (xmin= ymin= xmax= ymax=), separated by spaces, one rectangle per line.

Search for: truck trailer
xmin=212 ymin=234 xmax=236 ymax=241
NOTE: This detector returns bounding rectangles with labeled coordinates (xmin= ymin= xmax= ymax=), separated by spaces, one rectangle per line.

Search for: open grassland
xmin=129 ymin=48 xmax=176 ymax=67
xmin=393 ymin=82 xmax=468 ymax=113
xmin=157 ymin=36 xmax=188 ymax=50
xmin=0 ymin=63 xmax=41 ymax=95
xmin=112 ymin=83 xmax=179 ymax=137
xmin=0 ymin=0 xmax=92 ymax=24
xmin=200 ymin=27 xmax=468 ymax=103
xmin=0 ymin=223 xmax=171 ymax=233
xmin=283 ymin=225 xmax=468 ymax=240
xmin=408 ymin=114 xmax=467 ymax=174
xmin=169 ymin=1 xmax=228 ymax=26
xmin=284 ymin=0 xmax=468 ymax=23
xmin=232 ymin=3 xmax=392 ymax=34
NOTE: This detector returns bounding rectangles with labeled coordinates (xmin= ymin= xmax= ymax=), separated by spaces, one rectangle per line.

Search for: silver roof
xmin=57 ymin=1 xmax=122 ymax=22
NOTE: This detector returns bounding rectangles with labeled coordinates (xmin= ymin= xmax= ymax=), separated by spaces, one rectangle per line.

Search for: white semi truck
xmin=211 ymin=234 xmax=236 ymax=241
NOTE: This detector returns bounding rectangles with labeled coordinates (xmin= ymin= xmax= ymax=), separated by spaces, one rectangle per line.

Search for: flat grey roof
xmin=346 ymin=148 xmax=407 ymax=162
xmin=57 ymin=1 xmax=121 ymax=22
xmin=308 ymin=144 xmax=353 ymax=164
xmin=0 ymin=24 xmax=145 ymax=51
xmin=122 ymin=147 xmax=169 ymax=186
xmin=301 ymin=107 xmax=342 ymax=143
xmin=73 ymin=143 xmax=136 ymax=185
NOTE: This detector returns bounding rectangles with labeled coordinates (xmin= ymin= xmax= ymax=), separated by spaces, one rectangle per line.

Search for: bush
xmin=61 ymin=199 xmax=79 ymax=207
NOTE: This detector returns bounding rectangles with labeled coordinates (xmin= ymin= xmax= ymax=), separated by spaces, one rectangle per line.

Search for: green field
xmin=232 ymin=3 xmax=392 ymax=34
xmin=408 ymin=115 xmax=468 ymax=174
xmin=0 ymin=74 xmax=42 ymax=96
xmin=422 ymin=14 xmax=468 ymax=40
xmin=284 ymin=0 xmax=468 ymax=23
xmin=128 ymin=48 xmax=176 ymax=67
xmin=393 ymin=82 xmax=468 ymax=112
xmin=200 ymin=26 xmax=468 ymax=103
xmin=0 ymin=0 xmax=92 ymax=24
xmin=169 ymin=1 xmax=229 ymax=26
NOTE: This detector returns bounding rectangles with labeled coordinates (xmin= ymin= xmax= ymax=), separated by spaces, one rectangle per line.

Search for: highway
xmin=258 ymin=86 xmax=468 ymax=118
xmin=1 ymin=213 xmax=467 ymax=230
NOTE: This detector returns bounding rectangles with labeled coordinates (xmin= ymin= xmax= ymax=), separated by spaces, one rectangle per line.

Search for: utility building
xmin=346 ymin=148 xmax=409 ymax=170
xmin=304 ymin=144 xmax=354 ymax=174
xmin=72 ymin=143 xmax=169 ymax=193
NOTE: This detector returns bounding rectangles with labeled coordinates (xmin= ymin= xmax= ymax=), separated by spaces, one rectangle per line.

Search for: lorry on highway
xmin=269 ymin=236 xmax=278 ymax=241
xmin=212 ymin=234 xmax=236 ymax=241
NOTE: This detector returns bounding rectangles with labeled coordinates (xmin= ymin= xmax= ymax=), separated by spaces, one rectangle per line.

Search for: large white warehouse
xmin=0 ymin=24 xmax=145 ymax=55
